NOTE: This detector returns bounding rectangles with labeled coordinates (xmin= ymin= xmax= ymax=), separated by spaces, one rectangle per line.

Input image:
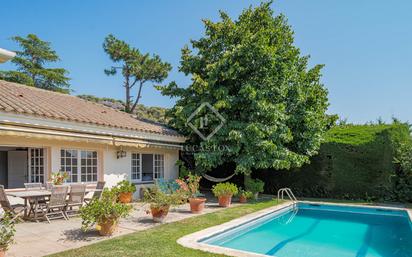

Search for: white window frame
xmin=131 ymin=153 xmax=164 ymax=183
xmin=28 ymin=148 xmax=46 ymax=183
xmin=60 ymin=148 xmax=98 ymax=183
xmin=131 ymin=153 xmax=142 ymax=182
xmin=154 ymin=154 xmax=164 ymax=179
xmin=60 ymin=149 xmax=78 ymax=183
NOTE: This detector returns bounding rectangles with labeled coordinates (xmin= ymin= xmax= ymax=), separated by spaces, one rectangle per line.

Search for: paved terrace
xmin=8 ymin=198 xmax=240 ymax=257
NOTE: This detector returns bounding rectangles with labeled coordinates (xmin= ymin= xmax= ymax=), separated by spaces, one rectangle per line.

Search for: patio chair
xmin=39 ymin=185 xmax=69 ymax=223
xmin=155 ymin=179 xmax=180 ymax=194
xmin=65 ymin=184 xmax=86 ymax=218
xmin=84 ymin=181 xmax=105 ymax=205
xmin=24 ymin=183 xmax=42 ymax=190
xmin=45 ymin=182 xmax=53 ymax=190
xmin=155 ymin=178 xmax=169 ymax=193
xmin=0 ymin=185 xmax=26 ymax=222
xmin=24 ymin=182 xmax=47 ymax=216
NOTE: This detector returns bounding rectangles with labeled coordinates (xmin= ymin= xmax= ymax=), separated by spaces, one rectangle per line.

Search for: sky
xmin=1 ymin=0 xmax=412 ymax=124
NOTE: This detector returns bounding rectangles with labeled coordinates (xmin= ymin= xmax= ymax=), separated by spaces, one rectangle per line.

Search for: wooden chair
xmin=0 ymin=185 xmax=26 ymax=222
xmin=65 ymin=184 xmax=86 ymax=218
xmin=39 ymin=185 xmax=69 ymax=223
xmin=24 ymin=183 xmax=42 ymax=190
xmin=24 ymin=182 xmax=47 ymax=216
xmin=84 ymin=181 xmax=105 ymax=204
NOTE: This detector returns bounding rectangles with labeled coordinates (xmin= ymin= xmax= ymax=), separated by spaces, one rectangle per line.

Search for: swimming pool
xmin=197 ymin=203 xmax=412 ymax=257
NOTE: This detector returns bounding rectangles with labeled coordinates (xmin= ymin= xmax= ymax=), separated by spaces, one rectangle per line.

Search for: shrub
xmin=238 ymin=188 xmax=254 ymax=199
xmin=142 ymin=186 xmax=185 ymax=209
xmin=245 ymin=178 xmax=265 ymax=194
xmin=80 ymin=189 xmax=132 ymax=231
xmin=113 ymin=180 xmax=136 ymax=194
xmin=212 ymin=183 xmax=238 ymax=197
xmin=0 ymin=213 xmax=15 ymax=250
xmin=391 ymin=142 xmax=412 ymax=202
xmin=254 ymin=123 xmax=412 ymax=202
xmin=176 ymin=160 xmax=191 ymax=178
xmin=175 ymin=173 xmax=202 ymax=198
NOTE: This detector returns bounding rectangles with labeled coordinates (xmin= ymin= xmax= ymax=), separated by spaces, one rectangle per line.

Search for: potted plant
xmin=143 ymin=186 xmax=185 ymax=222
xmin=0 ymin=213 xmax=15 ymax=257
xmin=176 ymin=173 xmax=206 ymax=214
xmin=212 ymin=182 xmax=238 ymax=207
xmin=114 ymin=180 xmax=136 ymax=203
xmin=50 ymin=171 xmax=69 ymax=185
xmin=245 ymin=178 xmax=265 ymax=200
xmin=80 ymin=189 xmax=132 ymax=236
xmin=238 ymin=188 xmax=253 ymax=203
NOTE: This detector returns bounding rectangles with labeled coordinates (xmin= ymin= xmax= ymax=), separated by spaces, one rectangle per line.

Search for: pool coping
xmin=177 ymin=201 xmax=293 ymax=257
xmin=177 ymin=201 xmax=412 ymax=257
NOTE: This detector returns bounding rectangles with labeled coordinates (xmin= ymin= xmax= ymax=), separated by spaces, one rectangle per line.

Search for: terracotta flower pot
xmin=0 ymin=248 xmax=6 ymax=257
xmin=189 ymin=198 xmax=206 ymax=214
xmin=239 ymin=195 xmax=247 ymax=203
xmin=98 ymin=218 xmax=118 ymax=236
xmin=151 ymin=205 xmax=170 ymax=222
xmin=218 ymin=195 xmax=232 ymax=207
xmin=118 ymin=192 xmax=133 ymax=203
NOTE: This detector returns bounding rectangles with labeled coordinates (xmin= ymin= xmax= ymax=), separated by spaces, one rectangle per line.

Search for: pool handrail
xmin=277 ymin=188 xmax=298 ymax=209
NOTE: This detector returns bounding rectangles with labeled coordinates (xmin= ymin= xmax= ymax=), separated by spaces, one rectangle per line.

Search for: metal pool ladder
xmin=277 ymin=188 xmax=298 ymax=210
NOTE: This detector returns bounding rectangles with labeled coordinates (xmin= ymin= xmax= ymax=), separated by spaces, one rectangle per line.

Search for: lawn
xmin=49 ymin=199 xmax=280 ymax=257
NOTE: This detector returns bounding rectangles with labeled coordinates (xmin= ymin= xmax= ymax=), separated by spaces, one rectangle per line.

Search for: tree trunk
xmin=125 ymin=85 xmax=131 ymax=113
xmin=130 ymin=81 xmax=144 ymax=114
xmin=124 ymin=71 xmax=131 ymax=113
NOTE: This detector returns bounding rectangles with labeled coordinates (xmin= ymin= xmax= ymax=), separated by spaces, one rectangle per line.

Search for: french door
xmin=28 ymin=148 xmax=46 ymax=183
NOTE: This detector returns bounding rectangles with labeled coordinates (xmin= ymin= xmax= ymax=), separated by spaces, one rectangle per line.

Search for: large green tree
xmin=103 ymin=34 xmax=172 ymax=113
xmin=158 ymin=2 xmax=330 ymax=174
xmin=0 ymin=34 xmax=70 ymax=93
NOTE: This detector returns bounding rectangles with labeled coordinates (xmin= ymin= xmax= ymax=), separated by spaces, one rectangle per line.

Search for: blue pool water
xmin=202 ymin=203 xmax=412 ymax=257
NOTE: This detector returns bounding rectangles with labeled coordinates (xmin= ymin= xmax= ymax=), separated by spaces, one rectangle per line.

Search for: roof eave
xmin=0 ymin=48 xmax=16 ymax=63
xmin=0 ymin=111 xmax=187 ymax=144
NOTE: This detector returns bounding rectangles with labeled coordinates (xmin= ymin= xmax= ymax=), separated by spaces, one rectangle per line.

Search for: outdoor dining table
xmin=6 ymin=188 xmax=102 ymax=222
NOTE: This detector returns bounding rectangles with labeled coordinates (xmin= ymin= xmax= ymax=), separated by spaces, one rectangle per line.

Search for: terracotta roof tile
xmin=0 ymin=80 xmax=182 ymax=137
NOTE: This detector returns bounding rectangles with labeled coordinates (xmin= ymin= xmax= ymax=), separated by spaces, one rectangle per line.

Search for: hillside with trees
xmin=77 ymin=95 xmax=168 ymax=124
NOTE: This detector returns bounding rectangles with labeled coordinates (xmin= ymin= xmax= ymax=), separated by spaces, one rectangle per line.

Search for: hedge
xmin=253 ymin=124 xmax=411 ymax=201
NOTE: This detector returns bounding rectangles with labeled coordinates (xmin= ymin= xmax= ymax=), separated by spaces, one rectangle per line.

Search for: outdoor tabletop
xmin=6 ymin=188 xmax=102 ymax=199
xmin=6 ymin=190 xmax=51 ymax=198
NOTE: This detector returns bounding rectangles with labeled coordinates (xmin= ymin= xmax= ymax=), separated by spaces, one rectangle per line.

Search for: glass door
xmin=28 ymin=148 xmax=46 ymax=183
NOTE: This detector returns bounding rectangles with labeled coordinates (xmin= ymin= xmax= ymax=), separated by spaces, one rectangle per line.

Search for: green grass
xmin=49 ymin=200 xmax=280 ymax=257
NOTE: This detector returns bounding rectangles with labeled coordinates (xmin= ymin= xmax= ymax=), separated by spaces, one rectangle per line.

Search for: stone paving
xmin=8 ymin=200 xmax=237 ymax=257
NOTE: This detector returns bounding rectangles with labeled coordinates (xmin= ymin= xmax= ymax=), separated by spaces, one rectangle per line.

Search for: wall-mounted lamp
xmin=116 ymin=149 xmax=127 ymax=159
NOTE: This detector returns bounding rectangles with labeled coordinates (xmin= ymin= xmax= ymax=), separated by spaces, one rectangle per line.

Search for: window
xmin=154 ymin=154 xmax=164 ymax=179
xmin=60 ymin=149 xmax=78 ymax=182
xmin=60 ymin=149 xmax=98 ymax=183
xmin=81 ymin=150 xmax=98 ymax=182
xmin=131 ymin=153 xmax=140 ymax=180
xmin=142 ymin=154 xmax=154 ymax=181
xmin=131 ymin=153 xmax=164 ymax=182
xmin=30 ymin=148 xmax=45 ymax=183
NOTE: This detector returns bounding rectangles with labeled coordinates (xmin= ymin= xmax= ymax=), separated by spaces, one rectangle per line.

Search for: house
xmin=0 ymin=80 xmax=186 ymax=197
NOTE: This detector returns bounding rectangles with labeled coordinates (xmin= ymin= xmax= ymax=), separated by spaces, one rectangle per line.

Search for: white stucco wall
xmin=0 ymin=135 xmax=180 ymax=198
xmin=103 ymin=145 xmax=179 ymax=198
